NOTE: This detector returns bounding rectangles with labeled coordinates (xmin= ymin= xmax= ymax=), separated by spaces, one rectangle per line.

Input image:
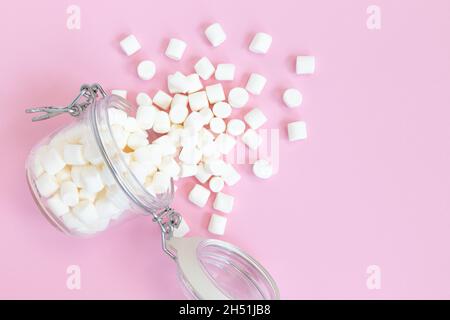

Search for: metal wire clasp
xmin=152 ymin=207 xmax=182 ymax=259
xmin=25 ymin=84 xmax=107 ymax=121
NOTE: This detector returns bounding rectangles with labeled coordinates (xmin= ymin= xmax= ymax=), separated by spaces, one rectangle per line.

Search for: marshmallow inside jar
xmin=26 ymin=93 xmax=174 ymax=237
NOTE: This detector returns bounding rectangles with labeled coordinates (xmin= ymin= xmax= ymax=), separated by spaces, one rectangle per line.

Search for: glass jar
xmin=25 ymin=84 xmax=279 ymax=299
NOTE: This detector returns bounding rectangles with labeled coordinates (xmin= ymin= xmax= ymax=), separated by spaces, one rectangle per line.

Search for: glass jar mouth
xmin=89 ymin=95 xmax=174 ymax=214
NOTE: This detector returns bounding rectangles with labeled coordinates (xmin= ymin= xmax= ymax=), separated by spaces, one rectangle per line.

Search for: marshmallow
xmin=195 ymin=164 xmax=212 ymax=183
xmin=179 ymin=146 xmax=202 ymax=165
xmin=173 ymin=217 xmax=190 ymax=238
xmin=61 ymin=213 xmax=87 ymax=232
xmin=244 ymin=108 xmax=267 ymax=130
xmin=153 ymin=135 xmax=177 ymax=156
xmin=201 ymin=141 xmax=220 ymax=159
xmin=215 ymin=133 xmax=236 ymax=154
xmin=249 ymin=32 xmax=272 ymax=54
xmin=55 ymin=167 xmax=71 ymax=183
xmin=106 ymin=185 xmax=130 ymax=211
xmin=82 ymin=138 xmax=103 ymax=165
xmin=73 ymin=200 xmax=99 ymax=225
xmin=137 ymin=60 xmax=156 ymax=80
xmin=149 ymin=171 xmax=171 ymax=194
xmin=81 ymin=166 xmax=104 ymax=193
xmin=209 ymin=176 xmax=224 ymax=193
xmin=79 ymin=188 xmax=96 ymax=203
xmin=184 ymin=111 xmax=204 ymax=131
xmin=158 ymin=157 xmax=181 ymax=178
xmin=226 ymin=119 xmax=246 ymax=136
xmin=188 ymin=184 xmax=211 ymax=207
xmin=222 ymin=163 xmax=241 ymax=186
xmin=30 ymin=157 xmax=44 ymax=178
xmin=283 ymin=88 xmax=303 ymax=108
xmin=153 ymin=90 xmax=173 ymax=110
xmin=129 ymin=161 xmax=152 ymax=183
xmin=59 ymin=181 xmax=79 ymax=207
xmin=194 ymin=57 xmax=215 ymax=80
xmin=35 ymin=172 xmax=59 ymax=198
xmin=204 ymin=23 xmax=226 ymax=47
xmin=180 ymin=163 xmax=198 ymax=178
xmin=205 ymin=84 xmax=225 ymax=104
xmin=111 ymin=90 xmax=127 ymax=99
xmin=209 ymin=117 xmax=226 ymax=134
xmin=108 ymin=108 xmax=128 ymax=126
xmin=228 ymin=87 xmax=249 ymax=109
xmin=212 ymin=102 xmax=232 ymax=119
xmin=136 ymin=105 xmax=157 ymax=130
xmin=169 ymin=94 xmax=189 ymax=123
xmin=205 ymin=159 xmax=228 ymax=176
xmin=111 ymin=124 xmax=129 ymax=150
xmin=215 ymin=64 xmax=235 ymax=81
xmin=208 ymin=213 xmax=227 ymax=235
xmin=63 ymin=144 xmax=86 ymax=165
xmin=253 ymin=159 xmax=273 ymax=179
xmin=40 ymin=146 xmax=66 ymax=175
xmin=287 ymin=121 xmax=307 ymax=141
xmin=180 ymin=128 xmax=199 ymax=148
xmin=136 ymin=92 xmax=152 ymax=106
xmin=127 ymin=131 xmax=149 ymax=150
xmin=186 ymin=74 xmax=203 ymax=93
xmin=100 ymin=166 xmax=116 ymax=186
xmin=165 ymin=38 xmax=187 ymax=61
xmin=296 ymin=56 xmax=316 ymax=75
xmin=134 ymin=145 xmax=162 ymax=166
xmin=246 ymin=73 xmax=267 ymax=95
xmin=241 ymin=129 xmax=262 ymax=150
xmin=153 ymin=111 xmax=171 ymax=134
xmin=213 ymin=192 xmax=234 ymax=214
xmin=119 ymin=34 xmax=141 ymax=56
xmin=199 ymin=107 xmax=214 ymax=125
xmin=70 ymin=166 xmax=84 ymax=188
xmin=197 ymin=128 xmax=214 ymax=146
xmin=95 ymin=197 xmax=122 ymax=219
xmin=47 ymin=194 xmax=69 ymax=217
xmin=168 ymin=72 xmax=189 ymax=94
xmin=188 ymin=91 xmax=209 ymax=111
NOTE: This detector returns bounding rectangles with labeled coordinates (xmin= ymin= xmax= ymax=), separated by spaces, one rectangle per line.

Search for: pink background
xmin=1 ymin=0 xmax=450 ymax=299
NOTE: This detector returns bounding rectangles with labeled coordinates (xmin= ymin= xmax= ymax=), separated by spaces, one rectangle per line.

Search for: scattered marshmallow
xmin=222 ymin=164 xmax=241 ymax=186
xmin=215 ymin=64 xmax=235 ymax=81
xmin=180 ymin=163 xmax=198 ymax=178
xmin=136 ymin=105 xmax=157 ymax=130
xmin=283 ymin=89 xmax=303 ymax=108
xmin=253 ymin=159 xmax=273 ymax=179
xmin=215 ymin=133 xmax=236 ymax=155
xmin=212 ymin=102 xmax=232 ymax=119
xmin=246 ymin=73 xmax=267 ymax=95
xmin=63 ymin=144 xmax=86 ymax=165
xmin=168 ymin=72 xmax=189 ymax=94
xmin=209 ymin=117 xmax=226 ymax=134
xmin=199 ymin=107 xmax=214 ymax=125
xmin=194 ymin=57 xmax=215 ymax=80
xmin=287 ymin=121 xmax=307 ymax=141
xmin=209 ymin=176 xmax=225 ymax=193
xmin=188 ymin=91 xmax=209 ymax=111
xmin=205 ymin=84 xmax=225 ymax=105
xmin=137 ymin=60 xmax=156 ymax=80
xmin=153 ymin=111 xmax=171 ymax=134
xmin=136 ymin=92 xmax=152 ymax=106
xmin=296 ymin=56 xmax=316 ymax=75
xmin=184 ymin=111 xmax=205 ymax=131
xmin=165 ymin=38 xmax=187 ymax=61
xmin=111 ymin=90 xmax=127 ymax=99
xmin=205 ymin=159 xmax=228 ymax=176
xmin=244 ymin=108 xmax=268 ymax=130
xmin=153 ymin=90 xmax=173 ymax=110
xmin=228 ymin=87 xmax=249 ymax=108
xmin=134 ymin=145 xmax=162 ymax=166
xmin=226 ymin=119 xmax=246 ymax=136
xmin=249 ymin=32 xmax=272 ymax=54
xmin=208 ymin=213 xmax=227 ymax=235
xmin=204 ymin=23 xmax=226 ymax=47
xmin=35 ymin=173 xmax=59 ymax=198
xmin=59 ymin=181 xmax=79 ymax=207
xmin=195 ymin=164 xmax=212 ymax=183
xmin=213 ymin=192 xmax=234 ymax=214
xmin=186 ymin=74 xmax=203 ymax=93
xmin=241 ymin=129 xmax=262 ymax=150
xmin=169 ymin=95 xmax=189 ymax=124
xmin=179 ymin=146 xmax=202 ymax=165
xmin=119 ymin=34 xmax=141 ymax=56
xmin=188 ymin=184 xmax=211 ymax=207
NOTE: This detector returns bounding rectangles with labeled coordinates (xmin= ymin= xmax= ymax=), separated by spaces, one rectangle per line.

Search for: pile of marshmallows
xmin=31 ymin=22 xmax=314 ymax=237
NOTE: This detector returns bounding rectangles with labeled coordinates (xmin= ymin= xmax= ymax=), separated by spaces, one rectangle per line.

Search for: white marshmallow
xmin=199 ymin=107 xmax=214 ymax=125
xmin=150 ymin=171 xmax=171 ymax=194
xmin=180 ymin=128 xmax=199 ymax=148
xmin=222 ymin=163 xmax=241 ymax=186
xmin=100 ymin=166 xmax=116 ymax=186
xmin=201 ymin=141 xmax=220 ymax=159
xmin=246 ymin=73 xmax=267 ymax=95
xmin=188 ymin=184 xmax=211 ymax=207
xmin=215 ymin=133 xmax=236 ymax=154
xmin=188 ymin=91 xmax=209 ymax=111
xmin=137 ymin=60 xmax=156 ymax=80
xmin=136 ymin=105 xmax=157 ymax=130
xmin=81 ymin=166 xmax=104 ymax=194
xmin=213 ymin=192 xmax=234 ymax=214
xmin=78 ymin=188 xmax=96 ymax=204
xmin=215 ymin=64 xmax=235 ymax=81
xmin=153 ymin=135 xmax=177 ymax=156
xmin=111 ymin=90 xmax=127 ymax=99
xmin=209 ymin=176 xmax=224 ymax=193
xmin=179 ymin=146 xmax=202 ymax=165
xmin=180 ymin=163 xmax=198 ymax=178
xmin=73 ymin=200 xmax=99 ymax=225
xmin=228 ymin=87 xmax=249 ymax=108
xmin=241 ymin=129 xmax=262 ymax=150
xmin=195 ymin=163 xmax=212 ymax=183
xmin=70 ymin=166 xmax=84 ymax=188
xmin=197 ymin=128 xmax=215 ymax=147
xmin=173 ymin=217 xmax=190 ymax=238
xmin=127 ymin=131 xmax=149 ymax=150
xmin=61 ymin=213 xmax=86 ymax=232
xmin=95 ymin=197 xmax=122 ymax=219
xmin=208 ymin=213 xmax=227 ymax=235
xmin=194 ymin=57 xmax=215 ymax=80
xmin=165 ymin=38 xmax=187 ymax=61
xmin=204 ymin=23 xmax=226 ymax=47
xmin=296 ymin=56 xmax=316 ymax=75
xmin=35 ymin=172 xmax=59 ymax=198
xmin=40 ymin=146 xmax=66 ymax=175
xmin=111 ymin=124 xmax=129 ymax=150
xmin=119 ymin=34 xmax=141 ymax=56
xmin=253 ymin=159 xmax=273 ymax=179
xmin=108 ymin=108 xmax=128 ymax=126
xmin=244 ymin=108 xmax=267 ymax=130
xmin=30 ymin=157 xmax=44 ymax=178
xmin=184 ymin=111 xmax=204 ymax=131
xmin=59 ymin=181 xmax=79 ymax=207
xmin=226 ymin=119 xmax=246 ymax=136
xmin=205 ymin=83 xmax=225 ymax=104
xmin=186 ymin=74 xmax=203 ymax=93
xmin=153 ymin=90 xmax=173 ymax=110
xmin=158 ymin=157 xmax=181 ymax=178
xmin=136 ymin=92 xmax=152 ymax=106
xmin=205 ymin=159 xmax=228 ymax=176
xmin=106 ymin=185 xmax=130 ymax=211
xmin=169 ymin=103 xmax=189 ymax=125
xmin=129 ymin=161 xmax=152 ymax=183
xmin=209 ymin=117 xmax=226 ymax=134
xmin=212 ymin=102 xmax=232 ymax=119
xmin=63 ymin=144 xmax=86 ymax=165
xmin=55 ymin=167 xmax=71 ymax=183
xmin=249 ymin=32 xmax=272 ymax=54
xmin=82 ymin=138 xmax=103 ymax=165
xmin=283 ymin=88 xmax=303 ymax=108
xmin=287 ymin=121 xmax=307 ymax=141
xmin=168 ymin=72 xmax=189 ymax=94
xmin=47 ymin=194 xmax=69 ymax=217
xmin=153 ymin=111 xmax=171 ymax=134
xmin=134 ymin=145 xmax=162 ymax=166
